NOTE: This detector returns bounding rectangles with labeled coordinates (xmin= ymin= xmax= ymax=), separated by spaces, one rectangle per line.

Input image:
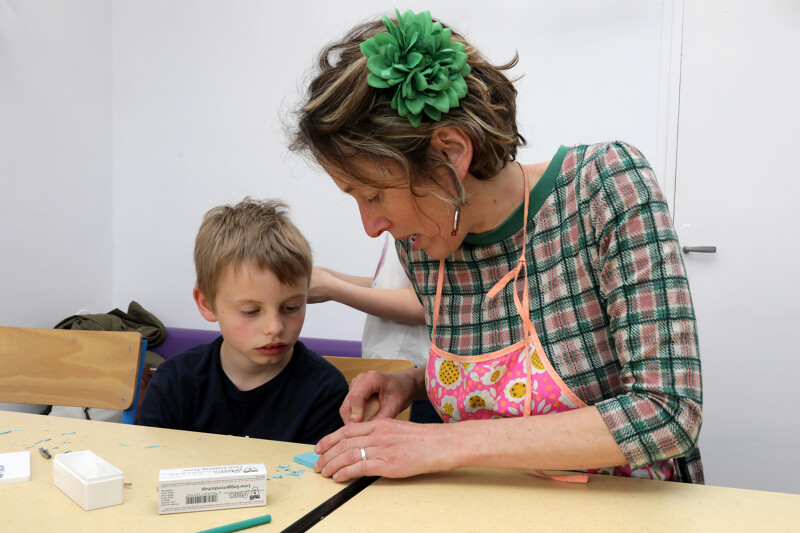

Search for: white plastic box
xmin=158 ymin=463 xmax=267 ymax=514
xmin=53 ymin=450 xmax=124 ymax=511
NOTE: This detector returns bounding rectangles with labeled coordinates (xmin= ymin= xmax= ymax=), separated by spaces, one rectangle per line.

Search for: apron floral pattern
xmin=425 ymin=163 xmax=675 ymax=482
xmin=430 ymin=345 xmax=579 ymax=421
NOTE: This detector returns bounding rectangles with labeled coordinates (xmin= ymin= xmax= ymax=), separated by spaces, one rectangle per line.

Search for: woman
xmin=291 ymin=9 xmax=702 ymax=484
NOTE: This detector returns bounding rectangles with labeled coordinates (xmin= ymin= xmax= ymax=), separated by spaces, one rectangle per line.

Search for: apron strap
xmin=487 ymin=161 xmax=531 ymax=318
xmin=430 ymin=258 xmax=446 ymax=340
xmin=530 ymin=471 xmax=590 ymax=483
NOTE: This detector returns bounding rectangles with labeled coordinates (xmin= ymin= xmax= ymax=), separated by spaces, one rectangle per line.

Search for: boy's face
xmin=194 ymin=261 xmax=307 ymax=379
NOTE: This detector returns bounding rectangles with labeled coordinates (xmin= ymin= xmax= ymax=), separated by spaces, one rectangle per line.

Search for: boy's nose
xmin=261 ymin=313 xmax=284 ymax=336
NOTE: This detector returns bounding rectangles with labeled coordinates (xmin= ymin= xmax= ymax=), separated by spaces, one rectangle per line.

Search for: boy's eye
xmin=283 ymin=305 xmax=301 ymax=313
xmin=241 ymin=309 xmax=259 ymax=317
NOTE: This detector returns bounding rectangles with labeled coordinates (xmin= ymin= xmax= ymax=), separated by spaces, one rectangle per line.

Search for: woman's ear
xmin=430 ymin=126 xmax=473 ymax=179
xmin=193 ymin=286 xmax=219 ymax=323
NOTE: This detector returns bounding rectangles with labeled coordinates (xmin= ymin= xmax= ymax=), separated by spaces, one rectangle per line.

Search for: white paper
xmin=0 ymin=451 xmax=31 ymax=484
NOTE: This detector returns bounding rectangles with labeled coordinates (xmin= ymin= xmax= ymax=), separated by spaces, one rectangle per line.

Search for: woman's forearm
xmin=327 ymin=278 xmax=426 ymax=325
xmin=319 ymin=267 xmax=374 ymax=288
xmin=446 ymin=406 xmax=627 ymax=472
xmin=316 ymin=402 xmax=631 ymax=482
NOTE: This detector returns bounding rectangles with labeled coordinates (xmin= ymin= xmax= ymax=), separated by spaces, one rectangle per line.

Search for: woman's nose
xmin=359 ymin=205 xmax=391 ymax=238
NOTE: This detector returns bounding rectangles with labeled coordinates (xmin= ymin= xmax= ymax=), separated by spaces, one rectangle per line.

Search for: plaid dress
xmin=397 ymin=141 xmax=703 ymax=483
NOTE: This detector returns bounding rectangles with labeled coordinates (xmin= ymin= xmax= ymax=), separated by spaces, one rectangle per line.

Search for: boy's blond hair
xmin=194 ymin=198 xmax=312 ymax=308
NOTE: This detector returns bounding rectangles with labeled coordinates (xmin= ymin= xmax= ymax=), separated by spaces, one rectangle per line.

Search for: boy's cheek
xmin=286 ymin=314 xmax=306 ymax=341
xmin=220 ymin=317 xmax=251 ymax=337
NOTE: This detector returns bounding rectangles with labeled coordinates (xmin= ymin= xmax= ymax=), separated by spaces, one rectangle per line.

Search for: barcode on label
xmin=186 ymin=493 xmax=218 ymax=505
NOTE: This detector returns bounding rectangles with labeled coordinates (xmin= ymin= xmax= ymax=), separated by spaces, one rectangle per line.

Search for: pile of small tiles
xmin=270 ymin=464 xmax=306 ymax=479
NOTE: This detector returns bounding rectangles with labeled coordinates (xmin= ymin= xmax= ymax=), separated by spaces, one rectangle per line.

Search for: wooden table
xmin=5 ymin=410 xmax=799 ymax=532
xmin=314 ymin=466 xmax=800 ymax=532
xmin=0 ymin=411 xmax=343 ymax=532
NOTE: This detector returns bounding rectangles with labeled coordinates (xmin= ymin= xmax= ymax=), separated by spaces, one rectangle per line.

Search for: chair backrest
xmin=0 ymin=327 xmax=146 ymax=424
xmin=323 ymin=356 xmax=415 ymax=421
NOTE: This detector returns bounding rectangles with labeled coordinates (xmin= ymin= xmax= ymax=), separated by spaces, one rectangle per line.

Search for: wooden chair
xmin=0 ymin=326 xmax=146 ymax=424
xmin=323 ymin=356 xmax=415 ymax=421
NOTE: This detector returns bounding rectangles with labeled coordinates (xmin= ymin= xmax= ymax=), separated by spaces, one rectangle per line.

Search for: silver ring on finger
xmin=360 ymin=447 xmax=367 ymax=461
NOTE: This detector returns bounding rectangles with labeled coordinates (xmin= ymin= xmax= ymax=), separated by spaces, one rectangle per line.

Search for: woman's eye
xmin=367 ymin=193 xmax=380 ymax=203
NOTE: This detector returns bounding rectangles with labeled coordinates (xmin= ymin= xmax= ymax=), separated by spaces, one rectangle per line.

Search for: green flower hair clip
xmin=360 ymin=9 xmax=471 ymax=127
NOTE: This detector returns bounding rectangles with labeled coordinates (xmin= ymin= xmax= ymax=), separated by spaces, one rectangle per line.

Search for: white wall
xmin=0 ymin=1 xmax=113 ymax=328
xmin=0 ymin=1 xmax=665 ymax=335
xmin=673 ymin=0 xmax=800 ymax=495
xmin=110 ymin=0 xmax=665 ymax=339
xmin=4 ymin=0 xmax=794 ymax=496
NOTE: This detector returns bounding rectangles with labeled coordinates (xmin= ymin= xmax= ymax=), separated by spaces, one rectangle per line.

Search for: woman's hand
xmin=307 ymin=266 xmax=337 ymax=304
xmin=340 ymin=368 xmax=424 ymax=424
xmin=314 ymin=418 xmax=455 ymax=482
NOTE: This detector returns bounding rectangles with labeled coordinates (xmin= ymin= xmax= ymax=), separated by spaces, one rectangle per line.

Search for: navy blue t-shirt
xmin=138 ymin=337 xmax=348 ymax=444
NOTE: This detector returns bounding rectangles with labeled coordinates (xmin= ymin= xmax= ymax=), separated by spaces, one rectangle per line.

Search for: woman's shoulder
xmin=564 ymin=141 xmax=652 ymax=175
xmin=561 ymin=141 xmax=660 ymax=198
xmin=558 ymin=141 xmax=667 ymax=232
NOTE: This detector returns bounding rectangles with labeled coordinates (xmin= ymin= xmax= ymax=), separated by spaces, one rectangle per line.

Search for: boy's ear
xmin=429 ymin=126 xmax=473 ymax=179
xmin=193 ymin=286 xmax=219 ymax=323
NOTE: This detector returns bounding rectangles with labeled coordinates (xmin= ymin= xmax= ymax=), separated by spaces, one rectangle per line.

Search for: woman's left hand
xmin=314 ymin=418 xmax=455 ymax=482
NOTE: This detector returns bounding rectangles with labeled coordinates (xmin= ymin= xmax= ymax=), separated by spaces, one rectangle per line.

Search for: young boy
xmin=139 ymin=198 xmax=348 ymax=445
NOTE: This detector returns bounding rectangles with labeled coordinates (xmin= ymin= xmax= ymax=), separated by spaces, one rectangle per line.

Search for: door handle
xmin=682 ymin=246 xmax=717 ymax=254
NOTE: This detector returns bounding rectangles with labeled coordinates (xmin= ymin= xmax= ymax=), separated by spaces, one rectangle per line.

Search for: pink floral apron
xmin=425 ymin=163 xmax=675 ymax=482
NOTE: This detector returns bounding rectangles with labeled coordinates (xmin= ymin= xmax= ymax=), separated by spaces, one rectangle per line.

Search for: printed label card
xmin=0 ymin=451 xmax=31 ymax=484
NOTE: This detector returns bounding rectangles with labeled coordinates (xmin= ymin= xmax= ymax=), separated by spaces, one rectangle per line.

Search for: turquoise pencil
xmin=196 ymin=514 xmax=271 ymax=533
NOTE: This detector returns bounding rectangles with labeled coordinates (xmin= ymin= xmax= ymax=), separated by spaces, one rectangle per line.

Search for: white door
xmin=673 ymin=0 xmax=800 ymax=493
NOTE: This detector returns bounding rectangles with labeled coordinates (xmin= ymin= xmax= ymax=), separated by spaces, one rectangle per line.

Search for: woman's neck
xmin=462 ymin=160 xmax=549 ymax=235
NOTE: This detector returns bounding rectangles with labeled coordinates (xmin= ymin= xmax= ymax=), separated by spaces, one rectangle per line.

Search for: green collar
xmin=464 ymin=145 xmax=568 ymax=246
